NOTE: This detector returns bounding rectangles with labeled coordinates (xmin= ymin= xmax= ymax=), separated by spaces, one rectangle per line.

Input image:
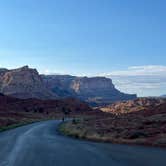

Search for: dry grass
xmin=59 ymin=113 xmax=166 ymax=147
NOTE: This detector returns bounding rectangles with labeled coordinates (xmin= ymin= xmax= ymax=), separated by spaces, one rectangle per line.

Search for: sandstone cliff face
xmin=0 ymin=66 xmax=136 ymax=105
xmin=70 ymin=77 xmax=115 ymax=94
xmin=42 ymin=75 xmax=75 ymax=97
xmin=42 ymin=75 xmax=137 ymax=106
xmin=0 ymin=66 xmax=56 ymax=99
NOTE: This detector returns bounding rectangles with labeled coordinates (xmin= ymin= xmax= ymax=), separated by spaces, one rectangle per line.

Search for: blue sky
xmin=0 ymin=0 xmax=166 ymax=96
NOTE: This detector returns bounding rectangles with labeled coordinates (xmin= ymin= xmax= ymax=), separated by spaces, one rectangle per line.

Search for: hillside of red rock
xmin=100 ymin=97 xmax=165 ymax=114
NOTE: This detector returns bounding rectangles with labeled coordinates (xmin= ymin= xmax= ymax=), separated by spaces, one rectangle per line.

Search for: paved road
xmin=0 ymin=120 xmax=166 ymax=166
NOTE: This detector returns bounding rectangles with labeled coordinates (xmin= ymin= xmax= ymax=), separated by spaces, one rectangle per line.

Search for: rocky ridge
xmin=0 ymin=66 xmax=56 ymax=99
xmin=42 ymin=75 xmax=137 ymax=105
xmin=0 ymin=66 xmax=137 ymax=105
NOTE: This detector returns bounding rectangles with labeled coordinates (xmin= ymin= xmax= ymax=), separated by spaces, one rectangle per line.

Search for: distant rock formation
xmin=41 ymin=75 xmax=76 ymax=97
xmin=0 ymin=66 xmax=136 ymax=105
xmin=0 ymin=66 xmax=56 ymax=99
xmin=42 ymin=75 xmax=137 ymax=106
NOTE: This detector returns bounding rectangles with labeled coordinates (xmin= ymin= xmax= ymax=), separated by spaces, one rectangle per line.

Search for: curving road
xmin=0 ymin=120 xmax=166 ymax=166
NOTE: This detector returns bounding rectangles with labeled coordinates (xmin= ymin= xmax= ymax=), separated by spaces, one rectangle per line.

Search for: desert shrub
xmin=72 ymin=118 xmax=80 ymax=124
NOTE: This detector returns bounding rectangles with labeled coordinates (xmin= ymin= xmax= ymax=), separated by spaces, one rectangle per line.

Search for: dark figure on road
xmin=62 ymin=117 xmax=65 ymax=122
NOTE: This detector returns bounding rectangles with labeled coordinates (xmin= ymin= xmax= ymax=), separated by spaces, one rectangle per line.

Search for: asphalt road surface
xmin=0 ymin=120 xmax=166 ymax=166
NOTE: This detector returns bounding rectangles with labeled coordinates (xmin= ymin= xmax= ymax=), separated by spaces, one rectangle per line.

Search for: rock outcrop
xmin=0 ymin=66 xmax=136 ymax=105
xmin=42 ymin=75 xmax=137 ymax=106
xmin=42 ymin=75 xmax=76 ymax=97
xmin=100 ymin=97 xmax=165 ymax=114
xmin=0 ymin=66 xmax=56 ymax=99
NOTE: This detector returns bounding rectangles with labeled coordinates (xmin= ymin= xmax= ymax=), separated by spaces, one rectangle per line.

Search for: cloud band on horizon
xmin=101 ymin=65 xmax=166 ymax=97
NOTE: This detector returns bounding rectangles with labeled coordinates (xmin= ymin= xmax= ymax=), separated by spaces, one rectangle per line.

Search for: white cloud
xmin=39 ymin=65 xmax=166 ymax=97
xmin=100 ymin=65 xmax=166 ymax=97
xmin=104 ymin=65 xmax=166 ymax=76
xmin=39 ymin=69 xmax=68 ymax=75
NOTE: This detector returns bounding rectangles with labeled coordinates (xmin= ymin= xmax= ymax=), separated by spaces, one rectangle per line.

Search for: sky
xmin=0 ymin=0 xmax=166 ymax=96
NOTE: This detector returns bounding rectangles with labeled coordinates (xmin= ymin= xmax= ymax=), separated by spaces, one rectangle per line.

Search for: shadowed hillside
xmin=0 ymin=93 xmax=92 ymax=130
